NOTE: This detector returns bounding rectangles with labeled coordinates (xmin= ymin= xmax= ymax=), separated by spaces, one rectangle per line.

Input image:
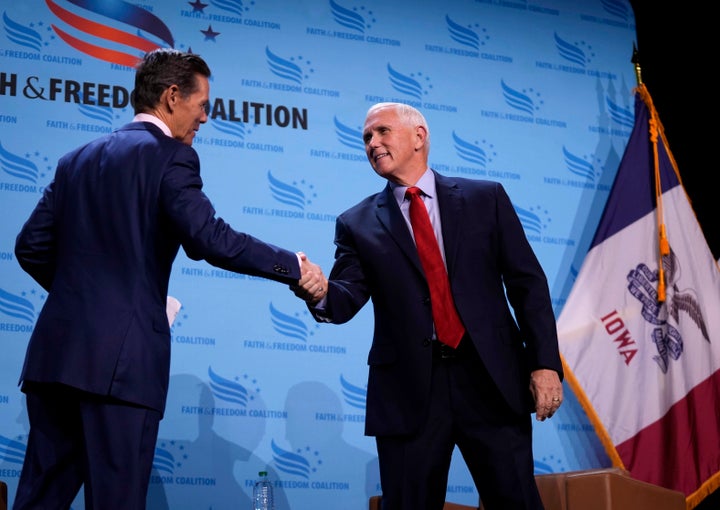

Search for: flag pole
xmin=632 ymin=43 xmax=642 ymax=85
xmin=632 ymin=43 xmax=669 ymax=301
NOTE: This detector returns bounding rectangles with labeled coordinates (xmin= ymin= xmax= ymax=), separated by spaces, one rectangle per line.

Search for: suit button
xmin=422 ymin=297 xmax=431 ymax=305
xmin=273 ymin=264 xmax=289 ymax=274
xmin=422 ymin=338 xmax=432 ymax=347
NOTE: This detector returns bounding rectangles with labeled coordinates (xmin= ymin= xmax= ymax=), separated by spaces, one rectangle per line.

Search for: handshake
xmin=293 ymin=252 xmax=328 ymax=304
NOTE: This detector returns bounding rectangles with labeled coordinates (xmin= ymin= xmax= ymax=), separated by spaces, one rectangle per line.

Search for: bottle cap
xmin=259 ymin=471 xmax=268 ymax=477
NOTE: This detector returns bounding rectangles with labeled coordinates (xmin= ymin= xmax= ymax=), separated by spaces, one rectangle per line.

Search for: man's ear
xmin=163 ymin=85 xmax=179 ymax=112
xmin=415 ymin=125 xmax=428 ymax=150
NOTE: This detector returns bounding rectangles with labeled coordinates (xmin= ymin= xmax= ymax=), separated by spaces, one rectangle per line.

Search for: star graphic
xmin=201 ymin=25 xmax=220 ymax=41
xmin=188 ymin=0 xmax=208 ymax=12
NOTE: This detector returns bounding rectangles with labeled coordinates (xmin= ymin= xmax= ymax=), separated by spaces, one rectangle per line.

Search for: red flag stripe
xmin=616 ymin=368 xmax=720 ymax=507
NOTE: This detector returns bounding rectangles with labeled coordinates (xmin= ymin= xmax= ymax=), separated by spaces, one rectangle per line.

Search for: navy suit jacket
xmin=316 ymin=171 xmax=562 ymax=436
xmin=15 ymin=121 xmax=300 ymax=414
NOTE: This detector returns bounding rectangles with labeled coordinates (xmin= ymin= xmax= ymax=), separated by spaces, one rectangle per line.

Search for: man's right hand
xmin=293 ymin=252 xmax=328 ymax=304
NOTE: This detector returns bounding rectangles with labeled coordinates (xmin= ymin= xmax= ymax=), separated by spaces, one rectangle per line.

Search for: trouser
xmin=13 ymin=381 xmax=161 ymax=510
xmin=376 ymin=337 xmax=543 ymax=510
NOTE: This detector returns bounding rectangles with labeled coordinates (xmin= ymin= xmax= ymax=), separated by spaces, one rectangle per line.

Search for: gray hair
xmin=366 ymin=102 xmax=431 ymax=148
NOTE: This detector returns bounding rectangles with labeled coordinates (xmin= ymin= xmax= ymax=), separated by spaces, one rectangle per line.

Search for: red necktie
xmin=405 ymin=186 xmax=465 ymax=348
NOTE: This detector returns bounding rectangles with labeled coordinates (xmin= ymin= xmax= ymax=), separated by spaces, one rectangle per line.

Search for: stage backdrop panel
xmin=0 ymin=0 xmax=637 ymax=508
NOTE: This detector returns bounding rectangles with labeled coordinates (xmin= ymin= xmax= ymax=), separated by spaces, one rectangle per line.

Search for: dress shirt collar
xmin=390 ymin=167 xmax=436 ymax=206
xmin=133 ymin=113 xmax=172 ymax=138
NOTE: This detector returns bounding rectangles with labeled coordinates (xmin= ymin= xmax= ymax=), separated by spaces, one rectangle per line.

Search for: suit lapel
xmin=375 ymin=184 xmax=424 ymax=274
xmin=434 ymin=172 xmax=463 ymax=278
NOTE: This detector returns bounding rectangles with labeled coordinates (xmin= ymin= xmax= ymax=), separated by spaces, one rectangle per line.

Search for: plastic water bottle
xmin=253 ymin=470 xmax=274 ymax=510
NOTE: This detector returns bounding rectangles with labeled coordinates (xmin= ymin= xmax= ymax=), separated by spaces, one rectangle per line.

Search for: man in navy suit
xmin=12 ymin=48 xmax=325 ymax=510
xmin=294 ymin=103 xmax=563 ymax=509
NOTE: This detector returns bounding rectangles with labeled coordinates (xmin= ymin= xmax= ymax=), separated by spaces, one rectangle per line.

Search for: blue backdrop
xmin=0 ymin=0 xmax=638 ymax=508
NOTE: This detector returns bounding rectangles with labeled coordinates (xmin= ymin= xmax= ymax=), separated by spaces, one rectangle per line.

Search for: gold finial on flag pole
xmin=632 ymin=43 xmax=642 ymax=85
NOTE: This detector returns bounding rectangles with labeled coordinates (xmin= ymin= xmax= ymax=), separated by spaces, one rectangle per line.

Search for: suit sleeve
xmin=159 ymin=145 xmax=301 ymax=284
xmin=308 ymin=214 xmax=371 ymax=324
xmin=15 ymin=176 xmax=59 ymax=291
xmin=495 ymin=183 xmax=563 ymax=379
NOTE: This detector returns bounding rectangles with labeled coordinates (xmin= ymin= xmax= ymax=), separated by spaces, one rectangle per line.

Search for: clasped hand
xmin=293 ymin=252 xmax=328 ymax=304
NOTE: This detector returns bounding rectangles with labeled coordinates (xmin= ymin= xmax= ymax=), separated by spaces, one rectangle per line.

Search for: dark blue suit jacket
xmin=317 ymin=171 xmax=562 ymax=436
xmin=15 ymin=121 xmax=300 ymax=415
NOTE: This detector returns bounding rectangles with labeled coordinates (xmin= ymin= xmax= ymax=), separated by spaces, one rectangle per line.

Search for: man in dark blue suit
xmin=294 ymin=103 xmax=564 ymax=509
xmin=12 ymin=48 xmax=326 ymax=510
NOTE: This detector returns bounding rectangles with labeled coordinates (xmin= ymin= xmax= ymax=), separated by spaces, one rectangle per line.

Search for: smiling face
xmin=168 ymin=73 xmax=210 ymax=146
xmin=362 ymin=104 xmax=428 ymax=186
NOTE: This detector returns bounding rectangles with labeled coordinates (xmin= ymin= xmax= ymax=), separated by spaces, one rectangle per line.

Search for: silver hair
xmin=366 ymin=102 xmax=431 ymax=148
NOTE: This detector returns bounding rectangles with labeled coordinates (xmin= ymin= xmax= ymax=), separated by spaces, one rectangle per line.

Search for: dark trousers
xmin=13 ymin=381 xmax=161 ymax=510
xmin=376 ymin=338 xmax=543 ymax=510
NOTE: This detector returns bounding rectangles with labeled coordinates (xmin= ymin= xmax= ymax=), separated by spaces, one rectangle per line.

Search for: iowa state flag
xmin=557 ymin=83 xmax=720 ymax=509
